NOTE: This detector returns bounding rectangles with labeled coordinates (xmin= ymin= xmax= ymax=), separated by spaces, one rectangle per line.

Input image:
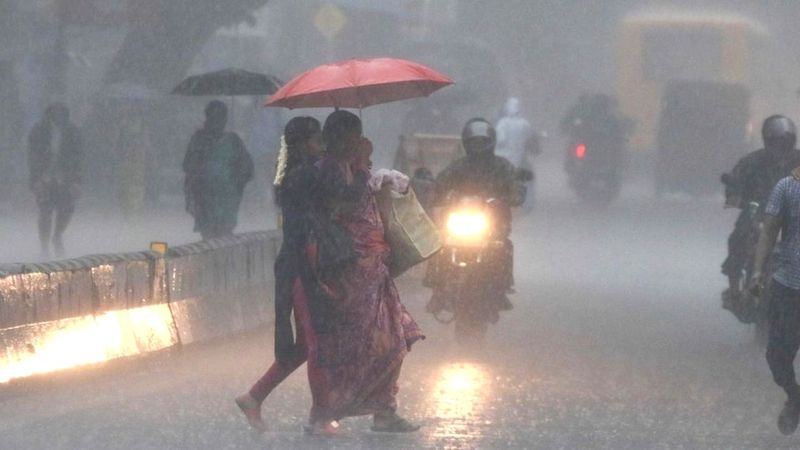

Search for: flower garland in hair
xmin=273 ymin=135 xmax=288 ymax=187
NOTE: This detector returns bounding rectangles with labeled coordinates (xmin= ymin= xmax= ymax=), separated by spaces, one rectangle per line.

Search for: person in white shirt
xmin=496 ymin=98 xmax=540 ymax=166
xmin=495 ymin=97 xmax=540 ymax=207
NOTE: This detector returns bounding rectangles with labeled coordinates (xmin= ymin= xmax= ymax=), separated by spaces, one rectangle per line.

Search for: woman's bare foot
xmin=235 ymin=393 xmax=266 ymax=432
xmin=304 ymin=420 xmax=341 ymax=436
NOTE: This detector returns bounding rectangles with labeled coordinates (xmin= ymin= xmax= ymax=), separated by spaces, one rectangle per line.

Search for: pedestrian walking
xmin=304 ymin=110 xmax=423 ymax=434
xmin=183 ymin=101 xmax=253 ymax=240
xmin=236 ymin=116 xmax=328 ymax=432
xmin=751 ymin=166 xmax=800 ymax=434
xmin=28 ymin=103 xmax=83 ymax=258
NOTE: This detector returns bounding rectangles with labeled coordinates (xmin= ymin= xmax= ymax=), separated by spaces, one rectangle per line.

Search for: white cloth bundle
xmin=369 ymin=169 xmax=410 ymax=194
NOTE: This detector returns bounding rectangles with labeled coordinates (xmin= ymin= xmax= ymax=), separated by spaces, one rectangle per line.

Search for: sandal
xmin=235 ymin=394 xmax=266 ymax=433
xmin=370 ymin=414 xmax=420 ymax=433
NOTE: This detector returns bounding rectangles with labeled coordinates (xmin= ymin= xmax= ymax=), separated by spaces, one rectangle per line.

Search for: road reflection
xmin=428 ymin=362 xmax=490 ymax=448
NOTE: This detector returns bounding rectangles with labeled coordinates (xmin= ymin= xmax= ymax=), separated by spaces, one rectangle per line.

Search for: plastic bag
xmin=377 ymin=186 xmax=442 ymax=278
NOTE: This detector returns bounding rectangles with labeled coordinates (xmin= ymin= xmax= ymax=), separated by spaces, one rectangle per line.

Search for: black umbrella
xmin=171 ymin=68 xmax=282 ymax=96
xmin=172 ymin=68 xmax=283 ymax=129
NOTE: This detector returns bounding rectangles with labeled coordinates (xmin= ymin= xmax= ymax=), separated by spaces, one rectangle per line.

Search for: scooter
xmin=564 ymin=123 xmax=624 ymax=203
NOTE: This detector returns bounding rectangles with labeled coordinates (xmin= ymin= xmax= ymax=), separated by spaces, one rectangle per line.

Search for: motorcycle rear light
xmin=575 ymin=143 xmax=587 ymax=159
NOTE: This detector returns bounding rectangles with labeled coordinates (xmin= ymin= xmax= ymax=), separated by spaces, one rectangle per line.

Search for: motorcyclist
xmin=560 ymin=93 xmax=628 ymax=161
xmin=721 ymin=115 xmax=800 ymax=309
xmin=425 ymin=118 xmax=521 ymax=314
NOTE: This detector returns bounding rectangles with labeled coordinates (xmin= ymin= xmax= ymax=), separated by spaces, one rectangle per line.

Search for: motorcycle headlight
xmin=446 ymin=210 xmax=489 ymax=240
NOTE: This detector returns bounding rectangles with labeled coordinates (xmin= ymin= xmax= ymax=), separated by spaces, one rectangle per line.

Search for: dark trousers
xmin=35 ymin=184 xmax=75 ymax=255
xmin=767 ymin=281 xmax=800 ymax=396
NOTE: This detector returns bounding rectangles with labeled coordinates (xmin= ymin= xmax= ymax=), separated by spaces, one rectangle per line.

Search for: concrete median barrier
xmin=0 ymin=230 xmax=281 ymax=383
xmin=166 ymin=231 xmax=277 ymax=345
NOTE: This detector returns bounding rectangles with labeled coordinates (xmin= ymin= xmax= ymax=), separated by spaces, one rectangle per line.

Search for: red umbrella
xmin=265 ymin=57 xmax=453 ymax=109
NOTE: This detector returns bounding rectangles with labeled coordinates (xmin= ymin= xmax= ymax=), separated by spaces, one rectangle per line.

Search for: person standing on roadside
xmin=183 ymin=101 xmax=254 ymax=240
xmin=28 ymin=103 xmax=83 ymax=258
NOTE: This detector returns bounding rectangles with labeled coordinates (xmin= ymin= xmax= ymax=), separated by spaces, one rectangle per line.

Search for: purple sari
xmin=309 ymin=156 xmax=423 ymax=421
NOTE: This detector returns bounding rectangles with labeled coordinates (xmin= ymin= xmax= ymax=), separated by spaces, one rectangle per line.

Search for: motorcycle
xmin=563 ymin=121 xmax=624 ymax=203
xmin=719 ymin=189 xmax=771 ymax=345
xmin=430 ymin=194 xmax=513 ymax=344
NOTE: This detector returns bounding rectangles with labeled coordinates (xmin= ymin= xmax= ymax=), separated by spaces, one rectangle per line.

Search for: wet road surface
xmin=0 ymin=177 xmax=797 ymax=449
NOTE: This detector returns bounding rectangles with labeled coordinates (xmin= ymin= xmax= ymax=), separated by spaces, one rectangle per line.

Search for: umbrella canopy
xmin=265 ymin=58 xmax=453 ymax=109
xmin=172 ymin=68 xmax=283 ymax=96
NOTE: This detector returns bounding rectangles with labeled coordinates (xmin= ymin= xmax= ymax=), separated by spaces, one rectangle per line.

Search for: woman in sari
xmin=235 ymin=117 xmax=334 ymax=432
xmin=183 ymin=101 xmax=254 ymax=240
xmin=306 ymin=110 xmax=424 ymax=433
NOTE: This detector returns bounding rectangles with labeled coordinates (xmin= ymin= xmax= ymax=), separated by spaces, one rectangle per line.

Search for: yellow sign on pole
xmin=314 ymin=3 xmax=348 ymax=41
xmin=150 ymin=242 xmax=168 ymax=255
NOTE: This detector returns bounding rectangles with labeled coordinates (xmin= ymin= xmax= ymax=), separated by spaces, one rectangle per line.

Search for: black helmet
xmin=461 ymin=118 xmax=496 ymax=158
xmin=762 ymin=115 xmax=797 ymax=153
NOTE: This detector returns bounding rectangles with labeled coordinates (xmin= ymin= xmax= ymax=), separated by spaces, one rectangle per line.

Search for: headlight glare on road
xmin=429 ymin=362 xmax=489 ymax=439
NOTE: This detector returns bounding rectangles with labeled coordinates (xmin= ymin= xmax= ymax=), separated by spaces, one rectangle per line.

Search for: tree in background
xmin=79 ymin=0 xmax=269 ymax=203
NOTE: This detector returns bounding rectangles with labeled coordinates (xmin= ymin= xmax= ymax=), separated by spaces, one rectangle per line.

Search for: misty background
xmin=1 ymin=0 xmax=800 ymax=261
xmin=7 ymin=2 xmax=800 ymax=448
